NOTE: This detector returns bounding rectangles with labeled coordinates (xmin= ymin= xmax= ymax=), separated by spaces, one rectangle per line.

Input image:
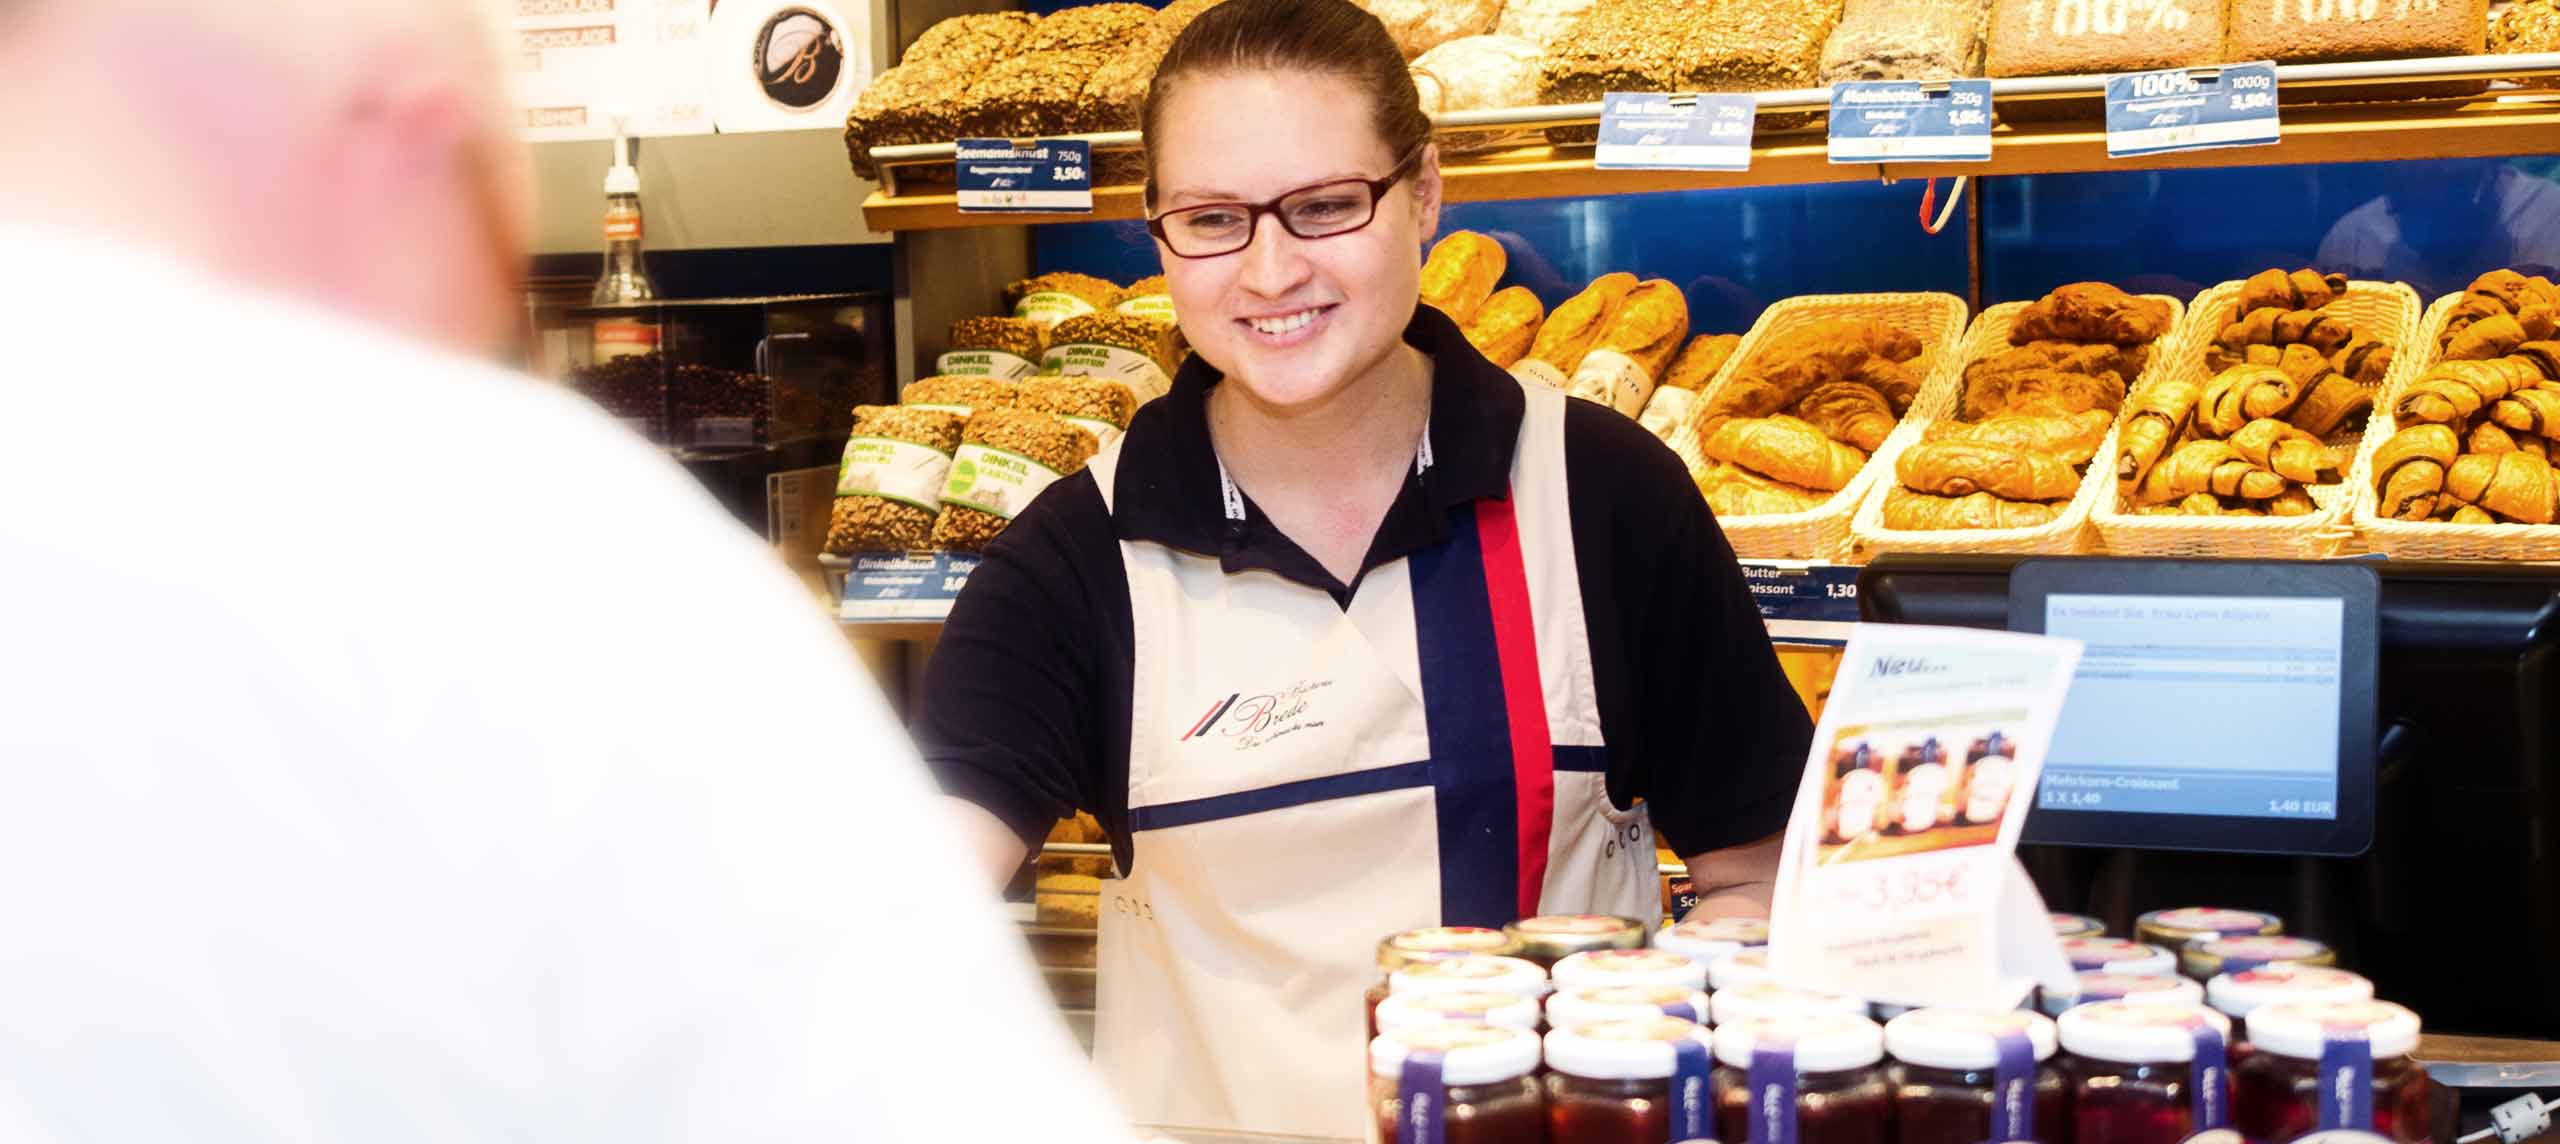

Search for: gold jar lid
xmin=2135 ymin=907 xmax=2283 ymax=948
xmin=1503 ymin=914 xmax=1646 ymax=968
xmin=2179 ymin=935 xmax=2336 ymax=981
xmin=1376 ymin=926 xmax=1517 ymax=974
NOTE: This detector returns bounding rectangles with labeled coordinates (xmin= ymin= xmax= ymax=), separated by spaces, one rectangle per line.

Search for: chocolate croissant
xmin=2229 ymin=418 xmax=2334 ymax=484
xmin=2369 ymin=423 xmax=2460 ymax=521
xmin=2446 ymin=314 xmax=2528 ymax=362
xmin=2237 ymin=268 xmax=2350 ymax=315
xmin=2331 ymin=334 xmax=2394 ymax=387
xmin=1419 ymin=231 xmax=1506 ymax=325
xmin=1701 ymin=414 xmax=1870 ymax=492
xmin=2115 ymin=376 xmax=2203 ymax=494
xmin=2395 ymin=358 xmax=2542 ymax=426
xmin=2446 ymin=451 xmax=2560 ymax=524
xmin=2490 ymin=386 xmax=2560 ymax=436
xmin=2199 ymin=365 xmax=2302 ymax=438
xmin=1897 ymin=440 xmax=2083 ymax=501
xmin=1881 ymin=488 xmax=2064 ymax=531
xmin=2138 ymin=440 xmax=2287 ymax=504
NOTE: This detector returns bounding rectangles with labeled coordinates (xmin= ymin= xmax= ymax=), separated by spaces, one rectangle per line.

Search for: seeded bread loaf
xmin=2225 ymin=0 xmax=2487 ymax=63
xmin=1985 ymin=0 xmax=2224 ymax=75
xmin=1677 ymin=0 xmax=1845 ymax=92
xmin=1539 ymin=0 xmax=1717 ymax=141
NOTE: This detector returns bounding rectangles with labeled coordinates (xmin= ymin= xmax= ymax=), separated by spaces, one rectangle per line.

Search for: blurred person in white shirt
xmin=0 ymin=2 xmax=1134 ymax=1141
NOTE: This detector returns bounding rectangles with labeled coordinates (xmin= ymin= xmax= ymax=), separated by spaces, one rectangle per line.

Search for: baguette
xmin=1463 ymin=286 xmax=1546 ymax=368
xmin=1519 ymin=272 xmax=1638 ymax=384
xmin=1662 ymin=333 xmax=1743 ymax=391
xmin=1419 ymin=231 xmax=1507 ymax=325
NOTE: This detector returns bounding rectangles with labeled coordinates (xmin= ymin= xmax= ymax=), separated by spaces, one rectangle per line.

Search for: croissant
xmin=1925 ymin=409 xmax=2113 ymax=465
xmin=2441 ymin=293 xmax=2514 ymax=346
xmin=2331 ymin=334 xmax=2394 ymax=387
xmin=1695 ymin=460 xmax=1831 ymax=517
xmin=1854 ymin=356 xmax=1921 ymax=414
xmin=1990 ymin=369 xmax=2129 ymax=419
xmin=1462 ymin=286 xmax=1545 ymax=368
xmin=1523 ymin=272 xmax=1637 ymax=376
xmin=2369 ymin=423 xmax=2460 ymax=520
xmin=2011 ymin=283 xmax=2175 ymax=346
xmin=1419 ymin=231 xmax=1505 ymax=325
xmin=1661 ymin=333 xmax=1742 ymax=391
xmin=1964 ymin=342 xmax=2140 ymax=418
xmin=1701 ymin=414 xmax=1870 ymax=491
xmin=1710 ymin=318 xmax=1918 ymax=419
xmin=2238 ymin=268 xmax=2350 ymax=315
xmin=2138 ymin=440 xmax=2288 ymax=504
xmin=2199 ymin=366 xmax=2301 ymax=438
xmin=1882 ymin=488 xmax=2064 ymax=531
xmin=2464 ymin=268 xmax=2560 ymax=315
xmin=2445 ymin=314 xmax=2528 ymax=362
xmin=1896 ymin=440 xmax=2084 ymax=501
xmin=2288 ymin=373 xmax=2373 ymax=438
xmin=1793 ymin=382 xmax=1898 ymax=452
xmin=2269 ymin=486 xmax=2318 ymax=516
xmin=2514 ymin=341 xmax=2560 ymax=382
xmin=2115 ymin=376 xmax=2203 ymax=493
xmin=2523 ymin=305 xmax=2560 ymax=342
xmin=2471 ymin=422 xmax=2522 ymax=454
xmin=2446 ymin=451 xmax=2560 ymax=524
xmin=2491 ymin=386 xmax=2560 ymax=435
xmin=2444 ymin=503 xmax=2498 ymax=525
xmin=2396 ymin=358 xmax=2542 ymax=426
xmin=2229 ymin=418 xmax=2334 ymax=484
xmin=2212 ymin=307 xmax=2354 ymax=364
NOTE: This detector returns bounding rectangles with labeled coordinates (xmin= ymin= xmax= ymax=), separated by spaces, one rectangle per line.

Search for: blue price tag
xmin=1827 ymin=80 xmax=1993 ymax=164
xmin=2104 ymin=62 xmax=2280 ymax=158
xmin=1595 ymin=91 xmax=1757 ymax=171
xmin=954 ymin=138 xmax=1093 ymax=213
xmin=839 ymin=551 xmax=980 ymax=621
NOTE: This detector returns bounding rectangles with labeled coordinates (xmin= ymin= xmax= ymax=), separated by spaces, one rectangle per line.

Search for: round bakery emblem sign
xmin=753 ymin=7 xmax=845 ymax=110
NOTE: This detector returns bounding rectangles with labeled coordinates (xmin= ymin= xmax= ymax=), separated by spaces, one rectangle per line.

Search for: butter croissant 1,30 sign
xmin=2104 ymin=63 xmax=2281 ymax=158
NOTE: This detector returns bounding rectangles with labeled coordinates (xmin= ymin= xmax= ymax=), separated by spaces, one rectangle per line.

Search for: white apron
xmin=1088 ymin=382 xmax=1659 ymax=1141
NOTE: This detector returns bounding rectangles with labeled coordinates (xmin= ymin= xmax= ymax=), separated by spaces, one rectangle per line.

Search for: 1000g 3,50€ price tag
xmin=955 ymin=138 xmax=1094 ymax=213
xmin=2104 ymin=62 xmax=2281 ymax=158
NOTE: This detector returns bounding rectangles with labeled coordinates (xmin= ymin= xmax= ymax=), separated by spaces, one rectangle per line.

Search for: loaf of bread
xmin=1663 ymin=334 xmax=1744 ymax=391
xmin=1464 ymin=287 xmax=1547 ymax=369
xmin=1500 ymin=0 xmax=1604 ymax=47
xmin=1820 ymin=0 xmax=1988 ymax=83
xmin=1518 ymin=273 xmax=1639 ymax=386
xmin=1567 ymin=280 xmax=1688 ymax=415
xmin=1082 ymin=0 xmax=1225 ymax=130
xmin=1420 ymin=231 xmax=1508 ymax=325
xmin=2225 ymin=0 xmax=2487 ymax=63
xmin=1985 ymin=0 xmax=2222 ymax=75
xmin=1675 ymin=0 xmax=1845 ymax=92
xmin=1361 ymin=0 xmax=1504 ymax=58
xmin=1411 ymin=35 xmax=1545 ymax=116
xmin=1540 ymin=0 xmax=1716 ymax=140
xmin=2492 ymin=0 xmax=2560 ymax=86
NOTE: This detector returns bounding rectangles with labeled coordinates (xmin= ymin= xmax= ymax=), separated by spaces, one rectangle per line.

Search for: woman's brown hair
xmin=1140 ymin=0 xmax=1431 ymax=203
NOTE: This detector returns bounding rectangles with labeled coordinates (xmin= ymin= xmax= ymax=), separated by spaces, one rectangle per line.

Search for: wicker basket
xmin=1670 ymin=291 xmax=1971 ymax=560
xmin=1849 ymin=294 xmax=2186 ymax=557
xmin=2092 ymin=278 xmax=2423 ymax=559
xmin=2349 ymin=293 xmax=2560 ymax=561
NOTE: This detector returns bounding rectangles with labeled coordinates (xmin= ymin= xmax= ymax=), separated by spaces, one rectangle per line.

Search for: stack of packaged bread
xmin=1881 ymin=283 xmax=2171 ymax=531
xmin=1689 ymin=318 xmax=1926 ymax=518
xmin=2368 ymin=270 xmax=2560 ymax=526
xmin=1421 ymin=231 xmax=1743 ymax=436
xmin=2118 ymin=269 xmax=2382 ymax=519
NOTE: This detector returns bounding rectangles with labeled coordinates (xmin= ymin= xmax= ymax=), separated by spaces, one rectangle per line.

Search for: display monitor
xmin=2005 ymin=559 xmax=2380 ymax=856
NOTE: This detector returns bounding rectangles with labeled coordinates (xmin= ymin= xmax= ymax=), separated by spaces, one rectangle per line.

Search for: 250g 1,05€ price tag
xmin=1828 ymin=80 xmax=1994 ymax=163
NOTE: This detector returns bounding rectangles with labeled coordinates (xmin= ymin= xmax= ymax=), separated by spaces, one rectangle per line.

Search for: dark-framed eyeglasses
xmin=1145 ymin=144 xmax=1426 ymax=259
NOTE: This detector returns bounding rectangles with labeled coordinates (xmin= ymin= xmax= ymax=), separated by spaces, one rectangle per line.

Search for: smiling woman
xmin=915 ymin=1 xmax=1814 ymax=1139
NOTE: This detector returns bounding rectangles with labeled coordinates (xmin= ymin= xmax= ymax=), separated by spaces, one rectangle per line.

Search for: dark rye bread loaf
xmin=2224 ymin=0 xmax=2487 ymax=63
xmin=1677 ymin=0 xmax=1845 ymax=131
xmin=1985 ymin=0 xmax=2222 ymax=75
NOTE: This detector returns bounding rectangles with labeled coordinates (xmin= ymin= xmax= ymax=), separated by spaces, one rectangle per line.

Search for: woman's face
xmin=1150 ymin=69 xmax=1441 ymax=411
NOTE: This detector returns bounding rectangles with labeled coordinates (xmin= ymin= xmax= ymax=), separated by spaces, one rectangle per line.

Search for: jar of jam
xmin=1378 ymin=990 xmax=1546 ymax=1036
xmin=1711 ymin=1012 xmax=1891 ymax=1144
xmin=1710 ymin=948 xmax=1774 ymax=993
xmin=1546 ymin=1016 xmax=1720 ymax=1144
xmin=2179 ymin=936 xmax=2336 ymax=982
xmin=1395 ymin=955 xmax=1552 ymax=1002
xmin=2134 ymin=908 xmax=2282 ymax=951
xmin=2041 ymin=972 xmax=2204 ymax=1017
xmin=1557 ymin=948 xmax=1713 ymax=994
xmin=1551 ymin=984 xmax=1713 ymax=1028
xmin=1884 ymin=1008 xmax=2066 ymax=1144
xmin=1373 ymin=1022 xmax=1548 ymax=1144
xmin=2204 ymin=966 xmax=2374 ymax=1033
xmin=2057 ymin=1001 xmax=2235 ymax=1144
xmin=1711 ymin=982 xmax=1868 ymax=1027
xmin=2063 ymin=938 xmax=2177 ymax=978
xmin=2234 ymin=1000 xmax=2427 ymax=1144
xmin=1371 ymin=927 xmax=1522 ymax=1037
xmin=2053 ymin=914 xmax=2108 ymax=940
xmin=1509 ymin=915 xmax=1648 ymax=969
xmin=1659 ymin=917 xmax=1771 ymax=966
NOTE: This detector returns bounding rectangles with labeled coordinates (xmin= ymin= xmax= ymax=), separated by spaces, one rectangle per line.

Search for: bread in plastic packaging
xmin=940 ymin=316 xmax=1048 ymax=380
xmin=1820 ymin=0 xmax=1987 ymax=82
xmin=932 ymin=410 xmax=1101 ymax=551
xmin=826 ymin=405 xmax=967 ymax=554
xmin=1021 ymin=377 xmax=1142 ymax=447
xmin=903 ymin=375 xmax=1022 ymax=417
xmin=1006 ymin=272 xmax=1122 ymax=328
xmin=1045 ymin=312 xmax=1178 ymax=402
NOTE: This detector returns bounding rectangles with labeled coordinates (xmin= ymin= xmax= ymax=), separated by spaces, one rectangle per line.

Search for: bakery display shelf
xmin=861 ymin=52 xmax=2560 ymax=233
xmin=2412 ymin=1034 xmax=2560 ymax=1087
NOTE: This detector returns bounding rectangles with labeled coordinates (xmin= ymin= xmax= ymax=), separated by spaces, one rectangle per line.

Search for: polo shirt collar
xmin=1107 ymin=302 xmax=1524 ymax=591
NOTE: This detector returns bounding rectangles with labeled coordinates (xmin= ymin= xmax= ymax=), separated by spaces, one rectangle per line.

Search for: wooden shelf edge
xmin=859 ymin=95 xmax=2560 ymax=233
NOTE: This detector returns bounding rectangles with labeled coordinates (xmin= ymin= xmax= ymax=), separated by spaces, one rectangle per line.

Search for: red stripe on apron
xmin=1474 ymin=496 xmax=1555 ymax=918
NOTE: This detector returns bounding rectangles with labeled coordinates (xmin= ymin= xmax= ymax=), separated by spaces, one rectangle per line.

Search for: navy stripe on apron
xmin=1407 ymin=505 xmax=1519 ymax=929
xmin=1553 ymin=745 xmax=1607 ymax=772
xmin=1127 ymin=762 xmax=1435 ymax=832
